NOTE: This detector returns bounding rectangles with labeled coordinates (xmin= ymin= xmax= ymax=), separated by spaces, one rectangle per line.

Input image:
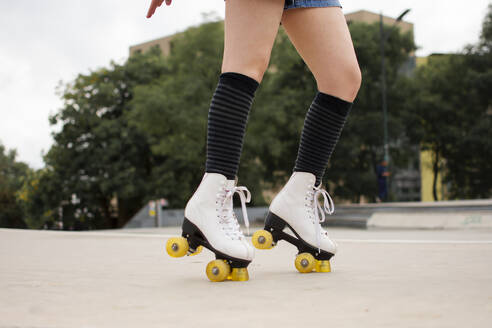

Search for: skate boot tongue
xmin=225 ymin=180 xmax=236 ymax=189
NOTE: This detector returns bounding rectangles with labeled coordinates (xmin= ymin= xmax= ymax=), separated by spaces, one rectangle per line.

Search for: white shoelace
xmin=307 ymin=184 xmax=335 ymax=252
xmin=217 ymin=186 xmax=251 ymax=239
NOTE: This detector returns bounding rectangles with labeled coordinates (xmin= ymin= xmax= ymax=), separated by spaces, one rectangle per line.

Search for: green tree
xmin=407 ymin=5 xmax=492 ymax=199
xmin=16 ymin=167 xmax=63 ymax=229
xmin=46 ymin=46 xmax=167 ymax=229
xmin=0 ymin=143 xmax=30 ymax=228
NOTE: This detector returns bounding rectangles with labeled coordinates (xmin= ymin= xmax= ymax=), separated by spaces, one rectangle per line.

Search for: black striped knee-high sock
xmin=294 ymin=91 xmax=352 ymax=186
xmin=205 ymin=72 xmax=259 ymax=179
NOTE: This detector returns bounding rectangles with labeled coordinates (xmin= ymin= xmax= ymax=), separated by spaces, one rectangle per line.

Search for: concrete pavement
xmin=1 ymin=227 xmax=492 ymax=328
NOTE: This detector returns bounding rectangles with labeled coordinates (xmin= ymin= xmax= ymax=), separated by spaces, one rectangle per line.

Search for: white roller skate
xmin=252 ymin=172 xmax=337 ymax=273
xmin=165 ymin=173 xmax=254 ymax=282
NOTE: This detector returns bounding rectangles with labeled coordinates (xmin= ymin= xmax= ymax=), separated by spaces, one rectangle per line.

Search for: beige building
xmin=345 ymin=10 xmax=413 ymax=35
xmin=129 ymin=33 xmax=181 ymax=57
xmin=129 ymin=9 xmax=414 ymax=56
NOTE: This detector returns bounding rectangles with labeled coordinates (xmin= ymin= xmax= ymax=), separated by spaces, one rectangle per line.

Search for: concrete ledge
xmin=367 ymin=212 xmax=492 ymax=229
xmin=125 ymin=199 xmax=492 ymax=230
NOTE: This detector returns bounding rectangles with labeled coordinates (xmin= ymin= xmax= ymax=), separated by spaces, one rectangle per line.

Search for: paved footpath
xmin=1 ymin=227 xmax=492 ymax=328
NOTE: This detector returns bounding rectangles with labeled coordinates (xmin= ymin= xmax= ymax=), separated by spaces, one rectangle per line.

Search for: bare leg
xmin=222 ymin=0 xmax=285 ymax=83
xmin=205 ymin=0 xmax=286 ymax=178
xmin=280 ymin=7 xmax=361 ymax=101
xmin=251 ymin=8 xmax=359 ymax=271
xmin=174 ymin=1 xmax=287 ymax=282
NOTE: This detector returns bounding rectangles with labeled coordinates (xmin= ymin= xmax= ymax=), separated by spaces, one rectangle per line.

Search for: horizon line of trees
xmin=1 ymin=5 xmax=491 ymax=230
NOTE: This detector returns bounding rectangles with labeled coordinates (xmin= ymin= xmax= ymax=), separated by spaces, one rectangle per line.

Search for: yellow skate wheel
xmin=230 ymin=268 xmax=249 ymax=281
xmin=166 ymin=237 xmax=189 ymax=258
xmin=189 ymin=245 xmax=203 ymax=256
xmin=294 ymin=253 xmax=316 ymax=273
xmin=252 ymin=230 xmax=274 ymax=250
xmin=206 ymin=260 xmax=231 ymax=282
xmin=315 ymin=260 xmax=332 ymax=273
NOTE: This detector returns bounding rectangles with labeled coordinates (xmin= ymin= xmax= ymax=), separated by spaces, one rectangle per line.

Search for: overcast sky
xmin=1 ymin=0 xmax=490 ymax=168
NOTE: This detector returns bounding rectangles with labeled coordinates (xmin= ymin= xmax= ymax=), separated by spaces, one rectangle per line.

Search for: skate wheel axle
xmin=206 ymin=260 xmax=231 ymax=282
xmin=166 ymin=237 xmax=189 ymax=258
xmin=252 ymin=230 xmax=274 ymax=250
xmin=294 ymin=253 xmax=315 ymax=273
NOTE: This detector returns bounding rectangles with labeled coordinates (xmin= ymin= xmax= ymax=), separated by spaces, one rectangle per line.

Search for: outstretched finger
xmin=146 ymin=0 xmax=165 ymax=18
xmin=146 ymin=3 xmax=156 ymax=18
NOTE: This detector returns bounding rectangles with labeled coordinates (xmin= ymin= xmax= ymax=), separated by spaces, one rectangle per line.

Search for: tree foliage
xmin=0 ymin=143 xmax=29 ymax=228
xmin=407 ymin=5 xmax=492 ymax=199
xmin=43 ymin=46 xmax=167 ymax=229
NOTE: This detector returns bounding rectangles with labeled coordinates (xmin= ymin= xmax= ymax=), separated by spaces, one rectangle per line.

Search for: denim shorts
xmin=284 ymin=0 xmax=341 ymax=10
xmin=223 ymin=0 xmax=342 ymax=10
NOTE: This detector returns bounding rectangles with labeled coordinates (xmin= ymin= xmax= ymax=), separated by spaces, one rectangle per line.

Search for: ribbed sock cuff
xmin=314 ymin=91 xmax=353 ymax=117
xmin=219 ymin=72 xmax=260 ymax=95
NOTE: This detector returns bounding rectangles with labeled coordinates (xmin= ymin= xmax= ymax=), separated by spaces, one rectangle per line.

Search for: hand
xmin=146 ymin=0 xmax=172 ymax=18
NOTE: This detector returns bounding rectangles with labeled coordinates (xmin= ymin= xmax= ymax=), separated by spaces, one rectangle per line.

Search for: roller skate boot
xmin=165 ymin=173 xmax=254 ymax=282
xmin=252 ymin=172 xmax=337 ymax=273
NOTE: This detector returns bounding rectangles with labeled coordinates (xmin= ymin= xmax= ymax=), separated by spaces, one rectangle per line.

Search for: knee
xmin=241 ymin=52 xmax=270 ymax=83
xmin=334 ymin=61 xmax=362 ymax=101
xmin=317 ymin=60 xmax=362 ymax=102
xmin=347 ymin=63 xmax=362 ymax=98
xmin=222 ymin=49 xmax=270 ymax=84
